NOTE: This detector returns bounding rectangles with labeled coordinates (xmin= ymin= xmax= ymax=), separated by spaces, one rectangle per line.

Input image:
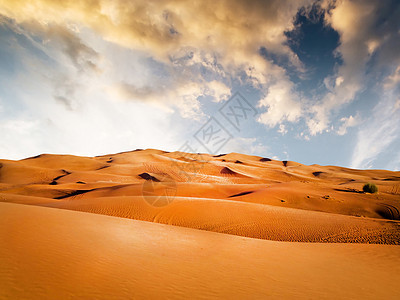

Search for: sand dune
xmin=39 ymin=195 xmax=399 ymax=243
xmin=1 ymin=202 xmax=400 ymax=299
xmin=1 ymin=149 xmax=399 ymax=243
xmin=1 ymin=149 xmax=400 ymax=298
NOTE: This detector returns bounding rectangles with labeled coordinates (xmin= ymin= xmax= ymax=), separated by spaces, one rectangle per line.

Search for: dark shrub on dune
xmin=363 ymin=183 xmax=378 ymax=193
xmin=260 ymin=157 xmax=271 ymax=162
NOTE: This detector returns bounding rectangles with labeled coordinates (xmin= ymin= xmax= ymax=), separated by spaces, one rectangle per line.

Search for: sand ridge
xmin=1 ymin=149 xmax=400 ymax=243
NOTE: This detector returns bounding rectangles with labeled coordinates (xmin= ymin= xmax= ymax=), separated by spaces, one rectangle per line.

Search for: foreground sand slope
xmin=1 ymin=202 xmax=400 ymax=299
xmin=41 ymin=195 xmax=400 ymax=243
xmin=1 ymin=149 xmax=400 ymax=243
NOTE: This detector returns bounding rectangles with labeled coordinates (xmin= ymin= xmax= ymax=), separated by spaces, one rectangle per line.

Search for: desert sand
xmin=1 ymin=149 xmax=400 ymax=298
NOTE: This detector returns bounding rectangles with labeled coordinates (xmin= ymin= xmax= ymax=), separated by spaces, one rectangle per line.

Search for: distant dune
xmin=1 ymin=149 xmax=400 ymax=298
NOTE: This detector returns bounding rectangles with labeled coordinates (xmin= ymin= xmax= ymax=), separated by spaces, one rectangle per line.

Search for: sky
xmin=0 ymin=0 xmax=399 ymax=170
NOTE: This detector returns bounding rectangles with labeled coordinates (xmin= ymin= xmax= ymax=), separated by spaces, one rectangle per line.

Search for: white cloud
xmin=257 ymin=80 xmax=303 ymax=127
xmin=307 ymin=107 xmax=329 ymax=136
xmin=278 ymin=124 xmax=288 ymax=135
xmin=351 ymin=92 xmax=400 ymax=169
xmin=299 ymin=132 xmax=310 ymax=141
xmin=206 ymin=81 xmax=231 ymax=103
xmin=335 ymin=76 xmax=344 ymax=87
xmin=336 ymin=115 xmax=360 ymax=136
xmin=109 ymin=80 xmax=232 ymax=121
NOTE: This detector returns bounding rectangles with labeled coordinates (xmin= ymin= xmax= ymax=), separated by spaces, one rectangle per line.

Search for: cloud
xmin=351 ymin=91 xmax=400 ymax=169
xmin=351 ymin=59 xmax=400 ymax=169
xmin=111 ymin=79 xmax=230 ymax=120
xmin=45 ymin=24 xmax=100 ymax=73
xmin=206 ymin=81 xmax=231 ymax=103
xmin=0 ymin=12 xmax=183 ymax=159
xmin=52 ymin=75 xmax=79 ymax=111
xmin=0 ymin=16 xmax=100 ymax=74
xmin=0 ymin=16 xmax=102 ymax=114
xmin=384 ymin=66 xmax=400 ymax=89
xmin=258 ymin=80 xmax=303 ymax=127
xmin=0 ymin=0 xmax=311 ymax=63
xmin=307 ymin=0 xmax=400 ymax=135
xmin=336 ymin=114 xmax=360 ymax=136
xmin=1 ymin=0 xmax=399 ymax=127
xmin=0 ymin=0 xmax=312 ymax=111
xmin=278 ymin=124 xmax=288 ymax=135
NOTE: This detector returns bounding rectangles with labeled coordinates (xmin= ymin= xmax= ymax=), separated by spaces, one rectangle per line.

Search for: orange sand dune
xmin=1 ymin=149 xmax=400 ymax=298
xmin=1 ymin=149 xmax=400 ymax=244
xmin=41 ymin=195 xmax=400 ymax=243
xmin=1 ymin=202 xmax=400 ymax=299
